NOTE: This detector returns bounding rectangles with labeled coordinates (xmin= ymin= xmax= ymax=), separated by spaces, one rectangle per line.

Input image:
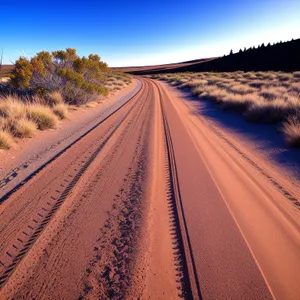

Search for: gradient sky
xmin=1 ymin=0 xmax=300 ymax=66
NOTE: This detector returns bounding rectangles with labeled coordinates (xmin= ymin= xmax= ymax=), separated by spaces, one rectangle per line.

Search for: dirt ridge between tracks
xmin=79 ymin=95 xmax=151 ymax=299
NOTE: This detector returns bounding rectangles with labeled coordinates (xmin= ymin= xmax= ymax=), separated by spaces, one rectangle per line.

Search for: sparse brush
xmin=221 ymin=93 xmax=259 ymax=111
xmin=259 ymin=87 xmax=284 ymax=100
xmin=12 ymin=118 xmax=37 ymax=138
xmin=154 ymin=71 xmax=300 ymax=146
xmin=0 ymin=96 xmax=26 ymax=119
xmin=249 ymin=80 xmax=268 ymax=88
xmin=0 ymin=117 xmax=8 ymax=130
xmin=52 ymin=103 xmax=68 ymax=119
xmin=229 ymin=84 xmax=255 ymax=95
xmin=180 ymin=80 xmax=208 ymax=89
xmin=47 ymin=91 xmax=64 ymax=106
xmin=278 ymin=73 xmax=293 ymax=82
xmin=244 ymin=98 xmax=292 ymax=123
xmin=0 ymin=130 xmax=13 ymax=149
xmin=27 ymin=105 xmax=58 ymax=130
xmin=282 ymin=114 xmax=300 ymax=147
xmin=293 ymin=71 xmax=300 ymax=78
xmin=289 ymin=82 xmax=300 ymax=94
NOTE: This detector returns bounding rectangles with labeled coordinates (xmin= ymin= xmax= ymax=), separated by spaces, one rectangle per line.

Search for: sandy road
xmin=0 ymin=77 xmax=299 ymax=299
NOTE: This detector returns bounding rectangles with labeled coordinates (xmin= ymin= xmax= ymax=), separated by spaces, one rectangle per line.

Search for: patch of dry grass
xmin=47 ymin=91 xmax=64 ymax=105
xmin=52 ymin=103 xmax=68 ymax=119
xmin=12 ymin=119 xmax=37 ymax=138
xmin=282 ymin=115 xmax=300 ymax=147
xmin=0 ymin=72 xmax=131 ymax=150
xmin=153 ymin=70 xmax=300 ymax=146
xmin=0 ymin=130 xmax=13 ymax=149
xmin=105 ymin=72 xmax=132 ymax=91
xmin=27 ymin=105 xmax=58 ymax=130
xmin=0 ymin=96 xmax=26 ymax=119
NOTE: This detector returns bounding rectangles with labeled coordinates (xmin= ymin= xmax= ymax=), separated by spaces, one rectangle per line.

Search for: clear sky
xmin=1 ymin=0 xmax=300 ymax=66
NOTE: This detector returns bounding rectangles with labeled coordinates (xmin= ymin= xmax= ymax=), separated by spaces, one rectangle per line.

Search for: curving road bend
xmin=0 ymin=77 xmax=299 ymax=299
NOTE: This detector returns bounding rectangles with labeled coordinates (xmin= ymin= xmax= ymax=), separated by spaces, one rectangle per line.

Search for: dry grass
xmin=0 ymin=96 xmax=26 ymax=119
xmin=47 ymin=91 xmax=64 ymax=105
xmin=0 ymin=72 xmax=132 ymax=150
xmin=27 ymin=105 xmax=58 ymax=130
xmin=105 ymin=72 xmax=132 ymax=91
xmin=282 ymin=115 xmax=300 ymax=147
xmin=12 ymin=119 xmax=37 ymax=138
xmin=52 ymin=103 xmax=68 ymax=119
xmin=0 ymin=130 xmax=13 ymax=149
xmin=153 ymin=70 xmax=300 ymax=146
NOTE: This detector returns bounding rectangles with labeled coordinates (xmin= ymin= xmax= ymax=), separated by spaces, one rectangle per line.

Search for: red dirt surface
xmin=0 ymin=77 xmax=299 ymax=299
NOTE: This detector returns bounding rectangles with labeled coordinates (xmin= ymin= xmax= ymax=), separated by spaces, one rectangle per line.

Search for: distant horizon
xmin=1 ymin=0 xmax=300 ymax=67
xmin=2 ymin=36 xmax=299 ymax=68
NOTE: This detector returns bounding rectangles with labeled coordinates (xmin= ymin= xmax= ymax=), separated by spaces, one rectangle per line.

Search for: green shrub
xmin=11 ymin=48 xmax=109 ymax=105
xmin=10 ymin=57 xmax=33 ymax=89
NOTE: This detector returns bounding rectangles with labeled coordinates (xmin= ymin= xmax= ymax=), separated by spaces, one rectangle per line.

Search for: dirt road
xmin=0 ymin=78 xmax=299 ymax=299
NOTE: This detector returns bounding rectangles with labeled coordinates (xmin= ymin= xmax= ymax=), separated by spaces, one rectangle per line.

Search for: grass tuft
xmin=47 ymin=91 xmax=64 ymax=106
xmin=0 ymin=130 xmax=13 ymax=149
xmin=282 ymin=115 xmax=300 ymax=147
xmin=12 ymin=119 xmax=37 ymax=138
xmin=27 ymin=105 xmax=58 ymax=130
xmin=0 ymin=96 xmax=26 ymax=119
xmin=52 ymin=103 xmax=68 ymax=119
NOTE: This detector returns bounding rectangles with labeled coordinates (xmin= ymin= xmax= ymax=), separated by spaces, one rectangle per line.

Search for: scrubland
xmin=152 ymin=71 xmax=300 ymax=146
xmin=0 ymin=49 xmax=131 ymax=149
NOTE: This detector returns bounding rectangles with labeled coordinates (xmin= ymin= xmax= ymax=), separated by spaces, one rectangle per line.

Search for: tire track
xmin=152 ymin=79 xmax=202 ymax=300
xmin=0 ymin=80 xmax=149 ymax=289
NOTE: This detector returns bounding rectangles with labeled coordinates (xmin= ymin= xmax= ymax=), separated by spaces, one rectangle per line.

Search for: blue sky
xmin=1 ymin=0 xmax=300 ymax=66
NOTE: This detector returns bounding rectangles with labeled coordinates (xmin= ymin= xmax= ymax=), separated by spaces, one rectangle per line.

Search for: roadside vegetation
xmin=0 ymin=48 xmax=131 ymax=149
xmin=152 ymin=71 xmax=300 ymax=147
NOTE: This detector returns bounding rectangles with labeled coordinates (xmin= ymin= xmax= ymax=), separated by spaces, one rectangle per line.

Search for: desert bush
xmin=47 ymin=91 xmax=64 ymax=105
xmin=229 ymin=84 xmax=255 ymax=95
xmin=259 ymin=87 xmax=283 ymax=100
xmin=249 ymin=80 xmax=268 ymax=88
xmin=0 ymin=96 xmax=26 ymax=119
xmin=10 ymin=57 xmax=33 ymax=89
xmin=278 ymin=73 xmax=293 ymax=82
xmin=12 ymin=118 xmax=37 ymax=138
xmin=11 ymin=49 xmax=109 ymax=105
xmin=27 ymin=105 xmax=58 ymax=129
xmin=152 ymin=71 xmax=300 ymax=147
xmin=282 ymin=115 xmax=300 ymax=146
xmin=289 ymin=82 xmax=300 ymax=94
xmin=244 ymin=98 xmax=292 ymax=123
xmin=0 ymin=130 xmax=13 ymax=149
xmin=293 ymin=71 xmax=300 ymax=78
xmin=52 ymin=103 xmax=68 ymax=119
xmin=221 ymin=93 xmax=260 ymax=111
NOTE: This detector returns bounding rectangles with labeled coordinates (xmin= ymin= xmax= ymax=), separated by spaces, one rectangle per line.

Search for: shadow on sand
xmin=181 ymin=90 xmax=300 ymax=181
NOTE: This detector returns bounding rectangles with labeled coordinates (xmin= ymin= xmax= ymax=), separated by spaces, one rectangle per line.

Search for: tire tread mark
xmin=0 ymin=80 xmax=147 ymax=289
xmin=153 ymin=79 xmax=202 ymax=300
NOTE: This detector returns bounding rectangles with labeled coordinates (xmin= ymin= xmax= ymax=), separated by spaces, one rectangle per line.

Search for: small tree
xmin=229 ymin=49 xmax=233 ymax=55
xmin=11 ymin=48 xmax=109 ymax=104
xmin=10 ymin=57 xmax=33 ymax=89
